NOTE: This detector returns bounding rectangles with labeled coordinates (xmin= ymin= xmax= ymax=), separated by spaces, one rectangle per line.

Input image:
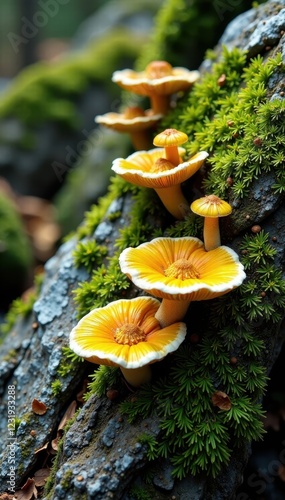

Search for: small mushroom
xmin=190 ymin=195 xmax=232 ymax=251
xmin=112 ymin=128 xmax=208 ymax=219
xmin=95 ymin=106 xmax=162 ymax=150
xmin=112 ymin=60 xmax=200 ymax=114
xmin=69 ymin=297 xmax=186 ymax=387
xmin=119 ymin=236 xmax=246 ymax=328
xmin=153 ymin=128 xmax=188 ymax=165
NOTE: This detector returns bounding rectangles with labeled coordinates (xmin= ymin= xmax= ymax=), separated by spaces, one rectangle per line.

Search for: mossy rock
xmin=0 ymin=1 xmax=285 ymax=499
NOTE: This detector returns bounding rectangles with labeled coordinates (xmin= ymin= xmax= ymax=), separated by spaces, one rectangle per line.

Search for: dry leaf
xmin=14 ymin=478 xmax=37 ymax=500
xmin=57 ymin=401 xmax=77 ymax=432
xmin=32 ymin=468 xmax=50 ymax=487
xmin=211 ymin=390 xmax=232 ymax=411
xmin=51 ymin=431 xmax=63 ymax=451
xmin=32 ymin=399 xmax=47 ymax=416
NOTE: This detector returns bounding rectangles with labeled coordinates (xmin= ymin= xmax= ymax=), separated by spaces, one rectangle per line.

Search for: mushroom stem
xmin=164 ymin=146 xmax=181 ymax=166
xmin=120 ymin=365 xmax=152 ymax=387
xmin=155 ymin=185 xmax=190 ymax=219
xmin=203 ymin=217 xmax=221 ymax=251
xmin=150 ymin=94 xmax=171 ymax=115
xmin=155 ymin=299 xmax=190 ymax=328
xmin=130 ymin=130 xmax=151 ymax=151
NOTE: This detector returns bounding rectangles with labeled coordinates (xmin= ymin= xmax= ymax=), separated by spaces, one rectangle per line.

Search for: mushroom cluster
xmin=69 ymin=60 xmax=245 ymax=389
xmin=96 ymin=60 xmax=200 ymax=151
xmin=112 ymin=128 xmax=208 ymax=219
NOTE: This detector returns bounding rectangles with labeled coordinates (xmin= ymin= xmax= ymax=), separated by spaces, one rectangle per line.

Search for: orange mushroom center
xmin=206 ymin=194 xmax=223 ymax=206
xmin=150 ymin=157 xmax=174 ymax=173
xmin=114 ymin=323 xmax=147 ymax=345
xmin=123 ymin=106 xmax=146 ymax=119
xmin=145 ymin=61 xmax=173 ymax=79
xmin=165 ymin=258 xmax=200 ymax=280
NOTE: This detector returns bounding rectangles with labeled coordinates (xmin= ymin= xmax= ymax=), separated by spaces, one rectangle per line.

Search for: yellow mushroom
xmin=112 ymin=60 xmax=200 ymax=114
xmin=69 ymin=297 xmax=187 ymax=387
xmin=95 ymin=106 xmax=162 ymax=150
xmin=153 ymin=128 xmax=188 ymax=165
xmin=190 ymin=195 xmax=232 ymax=251
xmin=119 ymin=237 xmax=246 ymax=328
xmin=112 ymin=128 xmax=208 ymax=219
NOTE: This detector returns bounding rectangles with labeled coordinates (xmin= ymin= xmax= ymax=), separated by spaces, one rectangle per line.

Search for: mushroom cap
xmin=95 ymin=108 xmax=162 ymax=132
xmin=69 ymin=297 xmax=187 ymax=369
xmin=191 ymin=195 xmax=232 ymax=218
xmin=112 ymin=61 xmax=200 ymax=97
xmin=153 ymin=128 xmax=188 ymax=147
xmin=112 ymin=149 xmax=208 ymax=189
xmin=119 ymin=237 xmax=246 ymax=301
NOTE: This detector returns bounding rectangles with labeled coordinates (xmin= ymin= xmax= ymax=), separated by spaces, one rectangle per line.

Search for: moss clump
xmin=51 ymin=380 xmax=63 ymax=396
xmin=73 ymin=240 xmax=108 ymax=273
xmin=162 ymin=49 xmax=285 ymax=201
xmin=56 ymin=347 xmax=84 ymax=378
xmin=83 ymin=365 xmax=120 ymax=400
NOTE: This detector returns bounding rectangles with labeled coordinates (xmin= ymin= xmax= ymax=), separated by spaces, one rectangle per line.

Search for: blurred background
xmin=0 ymin=0 xmax=131 ymax=82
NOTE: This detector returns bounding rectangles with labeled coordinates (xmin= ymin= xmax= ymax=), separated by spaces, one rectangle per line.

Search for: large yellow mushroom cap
xmin=191 ymin=195 xmax=232 ymax=218
xmin=119 ymin=237 xmax=246 ymax=301
xmin=69 ymin=297 xmax=187 ymax=369
xmin=111 ymin=149 xmax=208 ymax=189
xmin=153 ymin=128 xmax=188 ymax=148
xmin=112 ymin=61 xmax=200 ymax=97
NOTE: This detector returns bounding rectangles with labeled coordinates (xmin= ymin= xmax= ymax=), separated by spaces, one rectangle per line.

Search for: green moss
xmin=162 ymin=49 xmax=285 ymax=201
xmin=73 ymin=240 xmax=108 ymax=273
xmin=43 ymin=436 xmax=65 ymax=498
xmin=51 ymin=380 xmax=63 ymax=397
xmin=56 ymin=347 xmax=84 ymax=378
xmin=84 ymin=365 xmax=120 ymax=400
xmin=0 ymin=29 xmax=143 ymax=130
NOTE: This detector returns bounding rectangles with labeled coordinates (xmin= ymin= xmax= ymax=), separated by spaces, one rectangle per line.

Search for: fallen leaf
xmin=211 ymin=390 xmax=232 ymax=411
xmin=32 ymin=399 xmax=47 ymax=416
xmin=51 ymin=434 xmax=63 ymax=452
xmin=57 ymin=401 xmax=77 ymax=432
xmin=14 ymin=478 xmax=37 ymax=500
xmin=32 ymin=468 xmax=50 ymax=487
